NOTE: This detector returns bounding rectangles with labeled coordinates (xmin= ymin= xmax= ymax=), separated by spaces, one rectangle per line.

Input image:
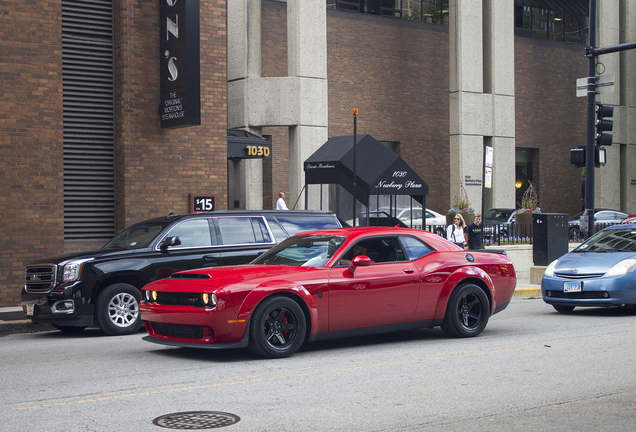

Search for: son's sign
xmin=160 ymin=0 xmax=200 ymax=128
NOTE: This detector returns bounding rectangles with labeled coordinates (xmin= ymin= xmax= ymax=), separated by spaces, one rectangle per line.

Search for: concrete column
xmin=449 ymin=0 xmax=515 ymax=213
xmin=286 ymin=0 xmax=328 ymax=210
xmin=597 ymin=0 xmax=636 ymax=213
xmin=227 ymin=0 xmax=263 ymax=210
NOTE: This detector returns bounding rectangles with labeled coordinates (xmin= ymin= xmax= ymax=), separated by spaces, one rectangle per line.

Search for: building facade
xmin=1 ymin=0 xmax=634 ymax=307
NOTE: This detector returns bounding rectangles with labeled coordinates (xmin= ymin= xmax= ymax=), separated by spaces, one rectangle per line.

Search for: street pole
xmin=352 ymin=108 xmax=358 ymax=227
xmin=584 ymin=0 xmax=597 ymax=236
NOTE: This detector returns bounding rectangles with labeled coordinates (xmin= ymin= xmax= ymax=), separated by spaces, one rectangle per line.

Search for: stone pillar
xmin=227 ymin=0 xmax=327 ymax=210
xmin=286 ymin=0 xmax=328 ymax=210
xmin=227 ymin=0 xmax=263 ymax=210
xmin=449 ymin=0 xmax=515 ymax=213
xmin=597 ymin=0 xmax=636 ymax=214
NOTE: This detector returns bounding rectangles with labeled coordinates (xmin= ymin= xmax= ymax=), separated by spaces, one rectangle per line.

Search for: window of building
xmin=515 ymin=148 xmax=538 ymax=208
xmin=514 ymin=1 xmax=589 ymax=44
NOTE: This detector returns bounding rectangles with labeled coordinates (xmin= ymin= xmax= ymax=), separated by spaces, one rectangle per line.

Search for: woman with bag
xmin=446 ymin=213 xmax=467 ymax=249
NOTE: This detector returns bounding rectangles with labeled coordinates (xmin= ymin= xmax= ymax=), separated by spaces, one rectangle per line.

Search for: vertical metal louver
xmin=62 ymin=0 xmax=115 ymax=241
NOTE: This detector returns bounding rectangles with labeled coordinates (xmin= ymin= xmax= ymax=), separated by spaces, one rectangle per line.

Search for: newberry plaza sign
xmin=160 ymin=0 xmax=200 ymax=128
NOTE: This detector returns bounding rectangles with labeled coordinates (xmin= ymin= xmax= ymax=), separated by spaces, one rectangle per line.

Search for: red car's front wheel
xmin=248 ymin=296 xmax=306 ymax=359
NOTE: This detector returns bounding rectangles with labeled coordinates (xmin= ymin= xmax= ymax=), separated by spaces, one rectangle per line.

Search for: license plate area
xmin=563 ymin=281 xmax=582 ymax=293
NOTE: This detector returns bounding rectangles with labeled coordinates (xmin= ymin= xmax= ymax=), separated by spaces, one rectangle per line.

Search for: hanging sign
xmin=160 ymin=0 xmax=200 ymax=128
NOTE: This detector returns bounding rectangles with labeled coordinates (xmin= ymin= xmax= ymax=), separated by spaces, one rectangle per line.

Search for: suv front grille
xmin=25 ymin=265 xmax=57 ymax=293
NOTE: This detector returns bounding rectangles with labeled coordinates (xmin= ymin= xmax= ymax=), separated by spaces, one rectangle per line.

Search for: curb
xmin=513 ymin=286 xmax=541 ymax=297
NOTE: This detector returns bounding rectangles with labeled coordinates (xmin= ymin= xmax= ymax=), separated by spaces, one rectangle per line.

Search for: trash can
xmin=533 ymin=213 xmax=568 ymax=266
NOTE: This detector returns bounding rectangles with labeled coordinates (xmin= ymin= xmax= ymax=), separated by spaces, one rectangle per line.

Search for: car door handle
xmin=403 ymin=268 xmax=415 ymax=273
xmin=203 ymin=254 xmax=220 ymax=260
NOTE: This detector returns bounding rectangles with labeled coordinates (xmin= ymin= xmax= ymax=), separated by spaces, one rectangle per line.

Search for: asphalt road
xmin=2 ymin=298 xmax=636 ymax=432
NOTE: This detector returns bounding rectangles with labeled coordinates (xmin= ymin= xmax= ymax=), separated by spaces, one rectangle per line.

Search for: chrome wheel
xmin=108 ymin=292 xmax=139 ymax=328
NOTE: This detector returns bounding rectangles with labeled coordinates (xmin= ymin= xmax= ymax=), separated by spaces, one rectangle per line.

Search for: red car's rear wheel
xmin=441 ymin=283 xmax=490 ymax=338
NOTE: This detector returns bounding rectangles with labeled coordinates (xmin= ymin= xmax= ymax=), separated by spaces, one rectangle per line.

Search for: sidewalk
xmin=0 ymin=280 xmax=541 ymax=337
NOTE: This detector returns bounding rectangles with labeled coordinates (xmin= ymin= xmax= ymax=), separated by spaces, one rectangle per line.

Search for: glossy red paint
xmin=140 ymin=227 xmax=517 ymax=358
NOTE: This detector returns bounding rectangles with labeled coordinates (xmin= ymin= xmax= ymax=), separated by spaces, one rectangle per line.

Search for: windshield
xmin=483 ymin=209 xmax=514 ymax=222
xmin=574 ymin=228 xmax=636 ymax=253
xmin=252 ymin=235 xmax=346 ymax=267
xmin=102 ymin=221 xmax=171 ymax=249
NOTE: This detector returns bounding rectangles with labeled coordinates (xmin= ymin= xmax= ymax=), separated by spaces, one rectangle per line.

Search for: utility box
xmin=533 ymin=213 xmax=569 ymax=266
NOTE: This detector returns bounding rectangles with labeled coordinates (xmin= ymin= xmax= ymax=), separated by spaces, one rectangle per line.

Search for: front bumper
xmin=140 ymin=301 xmax=247 ymax=347
xmin=21 ymin=285 xmax=94 ymax=327
xmin=541 ymin=275 xmax=636 ymax=307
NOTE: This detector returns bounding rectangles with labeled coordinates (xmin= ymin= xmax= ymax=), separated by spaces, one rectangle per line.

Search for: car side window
xmin=215 ymin=217 xmax=272 ymax=245
xmin=264 ymin=215 xmax=288 ymax=242
xmin=165 ymin=219 xmax=213 ymax=248
xmin=399 ymin=235 xmax=433 ymax=260
xmin=338 ymin=237 xmax=406 ymax=265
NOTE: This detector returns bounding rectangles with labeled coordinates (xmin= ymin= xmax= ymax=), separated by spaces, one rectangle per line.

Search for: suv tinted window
xmin=166 ymin=219 xmax=213 ymax=248
xmin=216 ymin=217 xmax=272 ymax=245
xmin=275 ymin=215 xmax=336 ymax=236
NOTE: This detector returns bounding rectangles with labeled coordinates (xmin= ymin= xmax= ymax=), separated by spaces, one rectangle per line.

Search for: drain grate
xmin=153 ymin=411 xmax=240 ymax=429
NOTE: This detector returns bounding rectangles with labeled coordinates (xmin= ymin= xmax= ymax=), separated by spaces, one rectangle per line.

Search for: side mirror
xmin=160 ymin=236 xmax=181 ymax=249
xmin=347 ymin=255 xmax=373 ymax=273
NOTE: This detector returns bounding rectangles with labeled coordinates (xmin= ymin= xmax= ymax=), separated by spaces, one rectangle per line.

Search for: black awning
xmin=304 ymin=134 xmax=428 ymax=207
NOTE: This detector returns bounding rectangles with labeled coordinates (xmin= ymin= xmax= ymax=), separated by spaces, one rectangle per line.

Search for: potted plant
xmin=447 ymin=184 xmax=475 ymax=226
xmin=515 ymin=181 xmax=540 ymax=236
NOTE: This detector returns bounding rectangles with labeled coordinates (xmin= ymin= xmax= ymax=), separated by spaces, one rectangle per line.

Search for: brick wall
xmin=0 ymin=1 xmax=64 ymax=306
xmin=115 ymin=0 xmax=228 ymax=231
xmin=0 ymin=0 xmax=227 ymax=307
xmin=514 ymin=36 xmax=586 ymax=216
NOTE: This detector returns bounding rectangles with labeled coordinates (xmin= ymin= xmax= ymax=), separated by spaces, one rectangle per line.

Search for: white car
xmin=395 ymin=208 xmax=446 ymax=235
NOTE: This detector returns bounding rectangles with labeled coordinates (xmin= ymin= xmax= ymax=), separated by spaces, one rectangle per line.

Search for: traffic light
xmin=595 ymin=102 xmax=613 ymax=146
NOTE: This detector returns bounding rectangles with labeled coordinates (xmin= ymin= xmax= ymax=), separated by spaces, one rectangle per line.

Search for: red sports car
xmin=140 ymin=227 xmax=516 ymax=358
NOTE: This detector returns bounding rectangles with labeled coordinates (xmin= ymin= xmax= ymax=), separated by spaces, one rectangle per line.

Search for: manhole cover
xmin=153 ymin=411 xmax=240 ymax=429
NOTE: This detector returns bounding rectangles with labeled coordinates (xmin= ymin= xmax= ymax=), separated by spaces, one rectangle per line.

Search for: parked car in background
xmin=347 ymin=207 xmax=446 ymax=235
xmin=622 ymin=215 xmax=636 ymax=224
xmin=541 ymin=223 xmax=636 ymax=313
xmin=141 ymin=226 xmax=517 ymax=358
xmin=395 ymin=208 xmax=446 ymax=235
xmin=482 ymin=208 xmax=517 ymax=242
xmin=21 ymin=211 xmax=341 ymax=336
xmin=568 ymin=209 xmax=628 ymax=240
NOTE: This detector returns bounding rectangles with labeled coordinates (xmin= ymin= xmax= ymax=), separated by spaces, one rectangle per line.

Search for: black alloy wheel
xmin=441 ymin=283 xmax=490 ymax=338
xmin=248 ymin=296 xmax=306 ymax=359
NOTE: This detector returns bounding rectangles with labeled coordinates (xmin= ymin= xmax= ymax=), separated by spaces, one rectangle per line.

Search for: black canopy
xmin=304 ymin=134 xmax=428 ymax=207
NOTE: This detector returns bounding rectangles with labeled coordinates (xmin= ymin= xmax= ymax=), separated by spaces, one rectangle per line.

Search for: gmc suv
xmin=21 ymin=210 xmax=341 ymax=335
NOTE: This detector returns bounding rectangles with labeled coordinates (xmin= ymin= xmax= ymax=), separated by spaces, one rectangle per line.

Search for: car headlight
xmin=201 ymin=293 xmax=217 ymax=308
xmin=144 ymin=290 xmax=158 ymax=302
xmin=606 ymin=259 xmax=636 ymax=277
xmin=544 ymin=259 xmax=559 ymax=277
xmin=61 ymin=258 xmax=93 ymax=283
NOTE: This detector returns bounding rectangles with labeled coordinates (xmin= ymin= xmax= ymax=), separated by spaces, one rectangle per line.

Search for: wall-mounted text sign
xmin=160 ymin=0 xmax=200 ymax=128
xmin=190 ymin=194 xmax=215 ymax=213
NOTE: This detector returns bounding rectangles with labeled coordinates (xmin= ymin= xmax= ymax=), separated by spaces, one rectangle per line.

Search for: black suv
xmin=21 ymin=210 xmax=341 ymax=335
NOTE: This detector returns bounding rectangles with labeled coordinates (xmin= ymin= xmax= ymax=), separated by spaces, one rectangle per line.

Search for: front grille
xmin=153 ymin=322 xmax=205 ymax=339
xmin=549 ymin=291 xmax=609 ymax=299
xmin=25 ymin=265 xmax=57 ymax=293
xmin=554 ymin=272 xmax=604 ymax=279
xmin=155 ymin=292 xmax=204 ymax=307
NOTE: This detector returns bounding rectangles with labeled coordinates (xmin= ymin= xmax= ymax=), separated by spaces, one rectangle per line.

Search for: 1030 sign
xmin=246 ymin=145 xmax=270 ymax=157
